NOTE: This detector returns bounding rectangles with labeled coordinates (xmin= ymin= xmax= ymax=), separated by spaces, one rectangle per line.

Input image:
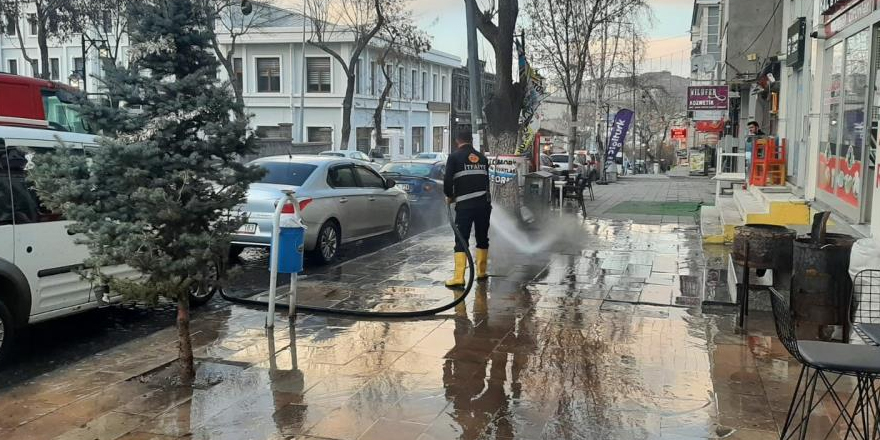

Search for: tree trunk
xmin=177 ymin=293 xmax=195 ymax=382
xmin=487 ymin=131 xmax=521 ymax=212
xmin=211 ymin=36 xmax=245 ymax=119
xmin=373 ymin=74 xmax=393 ymax=150
xmin=36 ymin=13 xmax=49 ymax=79
xmin=339 ymin=73 xmax=356 ymax=150
xmin=568 ymin=105 xmax=578 ymax=170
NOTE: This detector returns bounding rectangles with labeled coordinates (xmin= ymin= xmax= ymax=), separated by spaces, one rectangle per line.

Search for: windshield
xmin=257 ymin=162 xmax=317 ymax=186
xmin=41 ymin=89 xmax=91 ymax=134
xmin=319 ymin=151 xmax=345 ymax=157
xmin=551 ymin=154 xmax=570 ymax=163
xmin=415 ymin=153 xmax=437 ymax=159
xmin=381 ymin=162 xmax=434 ymax=178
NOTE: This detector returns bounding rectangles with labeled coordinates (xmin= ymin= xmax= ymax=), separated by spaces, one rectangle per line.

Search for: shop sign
xmin=687 ymin=86 xmax=729 ymax=110
xmin=671 ymin=128 xmax=687 ymax=141
xmin=695 ymin=120 xmax=724 ymax=133
xmin=692 ymin=110 xmax=727 ymax=121
xmin=787 ymin=18 xmax=806 ymax=69
xmin=823 ymin=0 xmax=876 ymax=37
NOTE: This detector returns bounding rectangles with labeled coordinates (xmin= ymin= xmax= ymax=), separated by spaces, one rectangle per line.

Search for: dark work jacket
xmin=444 ymin=144 xmax=491 ymax=210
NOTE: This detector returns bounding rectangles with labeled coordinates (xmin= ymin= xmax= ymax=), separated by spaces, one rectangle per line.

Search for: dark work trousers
xmin=453 ymin=205 xmax=491 ymax=252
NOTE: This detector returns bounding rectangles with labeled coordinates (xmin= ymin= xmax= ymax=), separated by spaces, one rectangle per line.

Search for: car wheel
xmin=189 ymin=263 xmax=220 ymax=307
xmin=0 ymin=300 xmax=15 ymax=365
xmin=310 ymin=220 xmax=340 ymax=265
xmin=229 ymin=244 xmax=245 ymax=262
xmin=394 ymin=206 xmax=410 ymax=241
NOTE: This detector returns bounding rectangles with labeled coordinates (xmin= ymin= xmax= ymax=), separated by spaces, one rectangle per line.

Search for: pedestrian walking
xmin=444 ymin=130 xmax=492 ymax=287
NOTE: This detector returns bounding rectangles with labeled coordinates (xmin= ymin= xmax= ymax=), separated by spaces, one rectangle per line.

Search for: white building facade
xmin=0 ymin=5 xmax=459 ymax=158
xmin=214 ymin=12 xmax=459 ymax=157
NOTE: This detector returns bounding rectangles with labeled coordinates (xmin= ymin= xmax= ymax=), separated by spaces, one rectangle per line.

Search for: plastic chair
xmin=770 ymin=287 xmax=880 ymax=439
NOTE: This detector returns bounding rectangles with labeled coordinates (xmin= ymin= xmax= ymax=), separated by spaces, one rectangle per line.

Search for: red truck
xmin=0 ymin=73 xmax=90 ymax=133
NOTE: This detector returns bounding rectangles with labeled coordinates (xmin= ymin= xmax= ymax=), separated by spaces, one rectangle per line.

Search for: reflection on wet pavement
xmin=0 ymin=179 xmax=856 ymax=439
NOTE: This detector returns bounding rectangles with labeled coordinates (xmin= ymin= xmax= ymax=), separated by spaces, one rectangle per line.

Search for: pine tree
xmin=29 ymin=0 xmax=263 ymax=382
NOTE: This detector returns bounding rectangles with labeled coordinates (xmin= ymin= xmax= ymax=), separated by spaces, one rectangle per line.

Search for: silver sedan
xmin=231 ymin=155 xmax=411 ymax=264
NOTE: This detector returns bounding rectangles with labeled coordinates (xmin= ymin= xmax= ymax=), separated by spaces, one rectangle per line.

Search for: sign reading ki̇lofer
xmin=687 ymin=86 xmax=729 ymax=111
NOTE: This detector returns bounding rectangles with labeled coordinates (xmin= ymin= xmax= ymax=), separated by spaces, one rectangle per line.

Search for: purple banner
xmin=605 ymin=109 xmax=634 ymax=166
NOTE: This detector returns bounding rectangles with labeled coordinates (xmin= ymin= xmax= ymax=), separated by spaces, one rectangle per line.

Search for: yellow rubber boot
xmin=476 ymin=248 xmax=489 ymax=280
xmin=445 ymin=252 xmax=467 ymax=288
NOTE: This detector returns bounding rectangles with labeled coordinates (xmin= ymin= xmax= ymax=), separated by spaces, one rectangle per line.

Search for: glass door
xmin=818 ymin=29 xmax=870 ymax=221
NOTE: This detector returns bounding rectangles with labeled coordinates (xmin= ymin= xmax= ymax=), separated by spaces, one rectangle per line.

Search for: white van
xmin=0 ymin=126 xmax=216 ymax=363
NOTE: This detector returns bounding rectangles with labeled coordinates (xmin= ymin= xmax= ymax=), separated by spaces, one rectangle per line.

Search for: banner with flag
xmin=516 ymin=39 xmax=546 ymax=129
xmin=605 ymin=109 xmax=634 ymax=167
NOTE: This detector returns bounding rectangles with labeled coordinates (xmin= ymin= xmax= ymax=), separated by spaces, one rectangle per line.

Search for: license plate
xmin=396 ymin=183 xmax=412 ymax=192
xmin=238 ymin=223 xmax=258 ymax=234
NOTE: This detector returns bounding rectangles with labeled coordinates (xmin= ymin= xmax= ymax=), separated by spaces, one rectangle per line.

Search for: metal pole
xmin=298 ymin=0 xmax=308 ymax=143
xmin=464 ymin=0 xmax=483 ymax=151
xmin=283 ymin=189 xmax=300 ymax=319
xmin=266 ymin=193 xmax=290 ymax=328
xmin=631 ymin=26 xmax=637 ymax=174
xmin=81 ymin=33 xmax=87 ymax=92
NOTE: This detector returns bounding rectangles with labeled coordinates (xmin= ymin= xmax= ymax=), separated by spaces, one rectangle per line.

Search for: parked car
xmin=414 ymin=152 xmax=448 ymax=162
xmin=319 ymin=149 xmax=382 ymax=171
xmin=550 ymin=153 xmax=588 ymax=173
xmin=232 ymin=155 xmax=410 ymax=264
xmin=0 ymin=126 xmax=224 ymax=364
xmin=380 ymin=159 xmax=446 ymax=226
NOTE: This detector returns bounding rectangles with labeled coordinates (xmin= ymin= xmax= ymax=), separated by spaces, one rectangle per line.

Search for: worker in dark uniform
xmin=444 ymin=130 xmax=491 ymax=287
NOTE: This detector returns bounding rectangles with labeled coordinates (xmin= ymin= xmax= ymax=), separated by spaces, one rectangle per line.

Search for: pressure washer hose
xmin=219 ymin=204 xmax=476 ymax=318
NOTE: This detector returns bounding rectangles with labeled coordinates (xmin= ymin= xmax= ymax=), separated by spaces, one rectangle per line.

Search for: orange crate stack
xmin=749 ymin=138 xmax=786 ymax=187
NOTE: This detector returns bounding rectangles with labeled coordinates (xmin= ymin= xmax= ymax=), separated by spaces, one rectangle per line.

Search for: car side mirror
xmin=385 ymin=178 xmax=396 ymax=189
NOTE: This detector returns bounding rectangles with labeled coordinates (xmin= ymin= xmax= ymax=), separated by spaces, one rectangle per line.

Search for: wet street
xmin=0 ymin=176 xmax=855 ymax=439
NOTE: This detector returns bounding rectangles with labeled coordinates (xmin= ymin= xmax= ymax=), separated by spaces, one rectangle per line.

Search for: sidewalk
xmin=0 ymin=176 xmax=853 ymax=440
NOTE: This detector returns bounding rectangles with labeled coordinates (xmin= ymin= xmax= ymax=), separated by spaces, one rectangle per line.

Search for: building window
xmin=355 ymin=59 xmax=361 ymax=94
xmin=27 ymin=14 xmax=36 ymax=36
xmin=706 ymin=6 xmax=720 ymax=59
xmin=433 ymin=127 xmax=445 ymax=152
xmin=307 ymin=127 xmax=333 ymax=143
xmin=233 ymin=57 xmax=243 ymax=89
xmin=411 ymin=69 xmax=417 ymax=100
xmin=7 ymin=59 xmax=17 ymax=75
xmin=356 ymin=127 xmax=372 ymax=153
xmin=441 ymin=75 xmax=447 ymax=102
xmin=421 ymin=71 xmax=428 ymax=100
xmin=73 ymin=57 xmax=83 ymax=79
xmin=49 ymin=58 xmax=59 ymax=80
xmin=370 ymin=61 xmax=377 ymax=95
xmin=102 ymin=10 xmax=112 ymax=33
xmin=30 ymin=60 xmax=38 ymax=77
xmin=397 ymin=66 xmax=404 ymax=99
xmin=433 ymin=73 xmax=438 ymax=100
xmin=412 ymin=127 xmax=424 ymax=154
xmin=3 ymin=14 xmax=14 ymax=35
xmin=307 ymin=57 xmax=331 ymax=93
xmin=256 ymin=57 xmax=281 ymax=93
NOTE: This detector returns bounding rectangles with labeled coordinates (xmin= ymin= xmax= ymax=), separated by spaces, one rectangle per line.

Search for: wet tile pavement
xmin=0 ymin=176 xmax=858 ymax=439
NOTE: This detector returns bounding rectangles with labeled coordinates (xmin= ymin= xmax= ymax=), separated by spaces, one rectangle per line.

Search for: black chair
xmin=851 ymin=270 xmax=880 ymax=346
xmin=562 ymin=176 xmax=588 ymax=218
xmin=770 ymin=287 xmax=880 ymax=439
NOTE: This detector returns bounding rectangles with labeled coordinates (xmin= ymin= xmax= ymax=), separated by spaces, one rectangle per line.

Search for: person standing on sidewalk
xmin=444 ymin=130 xmax=492 ymax=287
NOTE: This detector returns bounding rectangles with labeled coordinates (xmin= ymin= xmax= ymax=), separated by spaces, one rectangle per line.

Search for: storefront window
xmin=839 ymin=29 xmax=869 ymax=207
xmin=819 ymin=43 xmax=844 ymax=196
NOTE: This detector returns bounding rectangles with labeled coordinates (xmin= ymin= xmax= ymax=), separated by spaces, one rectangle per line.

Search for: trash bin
xmin=791 ymin=233 xmax=857 ymax=341
xmin=524 ymin=171 xmax=553 ymax=225
xmin=606 ymin=168 xmax=618 ymax=182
